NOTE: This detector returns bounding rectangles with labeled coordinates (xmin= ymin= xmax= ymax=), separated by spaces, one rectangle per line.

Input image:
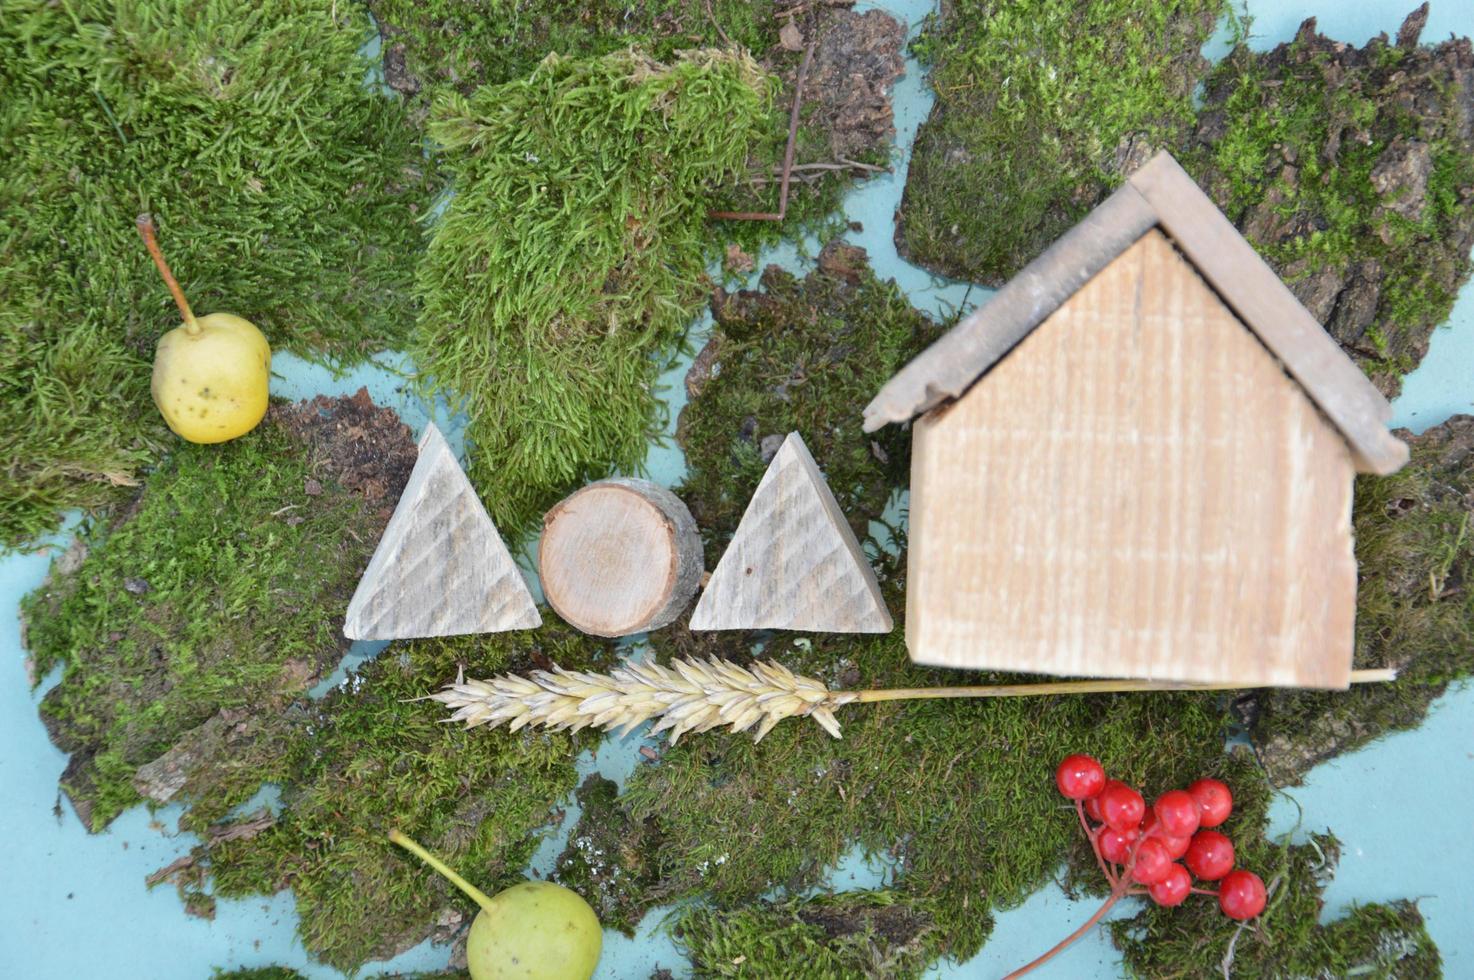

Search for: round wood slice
xmin=539 ymin=478 xmax=702 ymax=637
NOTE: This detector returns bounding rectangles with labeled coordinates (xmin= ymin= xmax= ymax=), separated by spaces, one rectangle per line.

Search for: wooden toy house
xmin=864 ymin=152 xmax=1408 ymax=689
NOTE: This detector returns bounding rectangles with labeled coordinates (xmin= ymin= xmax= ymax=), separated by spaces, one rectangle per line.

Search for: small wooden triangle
xmin=343 ymin=423 xmax=540 ymax=639
xmin=690 ymin=432 xmax=893 ymax=633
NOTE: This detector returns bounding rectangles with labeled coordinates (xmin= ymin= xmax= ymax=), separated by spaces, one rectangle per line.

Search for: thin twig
xmin=744 ymin=159 xmax=890 ymax=185
xmin=709 ymin=40 xmax=817 ymax=222
xmin=703 ymin=0 xmax=733 ymax=47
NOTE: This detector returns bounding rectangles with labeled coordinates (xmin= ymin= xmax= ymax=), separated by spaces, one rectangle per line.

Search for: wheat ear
xmin=429 ymin=658 xmax=856 ymax=745
xmin=429 ymin=660 xmax=1397 ymax=745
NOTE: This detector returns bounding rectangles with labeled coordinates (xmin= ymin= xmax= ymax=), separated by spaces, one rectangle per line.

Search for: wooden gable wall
xmin=906 ymin=230 xmax=1358 ymax=688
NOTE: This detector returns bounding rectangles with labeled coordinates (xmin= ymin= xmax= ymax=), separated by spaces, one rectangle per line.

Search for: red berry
xmin=1185 ymin=830 xmax=1236 ymax=881
xmin=1219 ymin=869 xmax=1267 ymax=920
xmin=1099 ymin=781 xmax=1146 ymax=832
xmin=1188 ymin=778 xmax=1233 ymax=828
xmin=1141 ymin=811 xmax=1191 ymax=858
xmin=1130 ymin=837 xmax=1174 ymax=884
xmin=1148 ymin=863 xmax=1192 ymax=907
xmin=1055 ymin=755 xmax=1107 ymax=801
xmin=1154 ymin=790 xmax=1201 ymax=838
xmin=1084 ymin=795 xmax=1103 ymax=822
xmin=1098 ymin=827 xmax=1139 ymax=864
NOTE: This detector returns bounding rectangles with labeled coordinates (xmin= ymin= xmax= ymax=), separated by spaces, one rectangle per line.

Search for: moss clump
xmin=1248 ymin=415 xmax=1474 ymax=785
xmin=624 ymin=620 xmax=1238 ymax=968
xmin=411 ymin=48 xmax=772 ymax=538
xmin=175 ymin=623 xmax=616 ymax=971
xmin=22 ymin=394 xmax=416 ymax=831
xmin=1112 ymin=753 xmax=1439 ymax=976
xmin=1187 ymin=9 xmax=1474 ymax=396
xmin=368 ymin=0 xmax=778 ymax=102
xmin=0 ymin=0 xmax=431 ymax=548
xmin=895 ymin=0 xmax=1227 ymax=285
xmin=211 ymin=969 xmax=469 ymax=980
xmin=554 ymin=774 xmax=666 ymax=935
xmin=677 ymin=890 xmax=945 ymax=978
xmin=676 ymin=242 xmax=937 ymax=563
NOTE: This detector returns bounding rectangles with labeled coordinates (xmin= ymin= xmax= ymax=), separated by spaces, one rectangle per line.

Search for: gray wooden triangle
xmin=690 ymin=432 xmax=892 ymax=633
xmin=344 ymin=423 xmax=540 ymax=639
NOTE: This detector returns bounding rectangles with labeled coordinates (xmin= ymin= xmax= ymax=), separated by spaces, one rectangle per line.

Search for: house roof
xmin=863 ymin=151 xmax=1409 ymax=475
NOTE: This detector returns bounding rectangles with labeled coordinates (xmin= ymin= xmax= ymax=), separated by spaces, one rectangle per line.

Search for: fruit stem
xmin=388 ymin=829 xmax=497 ymax=913
xmin=1078 ymin=802 xmax=1116 ymax=887
xmin=1002 ymin=890 xmax=1125 ymax=979
xmin=136 ymin=213 xmax=201 ymax=336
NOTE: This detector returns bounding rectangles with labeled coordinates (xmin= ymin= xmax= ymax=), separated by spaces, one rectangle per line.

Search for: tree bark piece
xmin=343 ymin=423 xmax=540 ymax=639
xmin=539 ymin=479 xmax=702 ymax=637
xmin=690 ymin=433 xmax=892 ymax=633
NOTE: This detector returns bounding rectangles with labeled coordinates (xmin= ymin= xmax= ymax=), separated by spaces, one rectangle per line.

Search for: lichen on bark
xmin=1188 ymin=5 xmax=1474 ymax=396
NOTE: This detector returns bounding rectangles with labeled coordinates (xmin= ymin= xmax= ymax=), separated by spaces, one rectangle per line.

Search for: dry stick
xmin=848 ymin=669 xmax=1398 ymax=704
xmin=709 ymin=40 xmax=817 ymax=222
xmin=136 ymin=213 xmax=200 ymax=336
xmin=702 ymin=0 xmax=734 ymax=47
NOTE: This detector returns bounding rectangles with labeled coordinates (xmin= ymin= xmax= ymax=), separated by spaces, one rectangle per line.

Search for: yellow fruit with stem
xmin=137 ymin=214 xmax=270 ymax=443
xmin=388 ymin=829 xmax=602 ymax=980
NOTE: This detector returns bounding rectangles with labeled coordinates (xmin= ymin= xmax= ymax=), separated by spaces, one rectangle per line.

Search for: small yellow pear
xmin=137 ymin=214 xmax=271 ymax=444
xmin=389 ymin=830 xmax=602 ymax=980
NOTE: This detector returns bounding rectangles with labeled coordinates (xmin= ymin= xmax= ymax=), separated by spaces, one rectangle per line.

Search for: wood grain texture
xmin=1127 ymin=152 xmax=1407 ymax=475
xmin=690 ymin=432 xmax=892 ymax=633
xmin=863 ymin=181 xmax=1158 ymax=431
xmin=539 ymin=479 xmax=702 ymax=637
xmin=908 ymin=231 xmax=1357 ymax=688
xmin=343 ymin=423 xmax=540 ymax=640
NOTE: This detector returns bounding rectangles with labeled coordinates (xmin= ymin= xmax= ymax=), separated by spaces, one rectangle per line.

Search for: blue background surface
xmin=2 ymin=1 xmax=1472 ymax=976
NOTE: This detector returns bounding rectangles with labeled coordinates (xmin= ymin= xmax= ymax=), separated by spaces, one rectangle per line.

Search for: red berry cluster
xmin=1006 ymin=756 xmax=1266 ymax=978
xmin=1057 ymin=754 xmax=1264 ymax=918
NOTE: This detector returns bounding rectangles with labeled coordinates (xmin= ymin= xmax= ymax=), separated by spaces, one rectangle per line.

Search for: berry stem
xmin=1001 ymin=890 xmax=1125 ymax=979
xmin=1078 ymin=801 xmax=1116 ymax=887
xmin=1005 ymin=838 xmax=1146 ymax=977
xmin=136 ymin=213 xmax=201 ymax=336
xmin=1191 ymin=887 xmax=1220 ymax=897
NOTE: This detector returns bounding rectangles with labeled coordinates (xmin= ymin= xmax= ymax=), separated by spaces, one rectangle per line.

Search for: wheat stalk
xmin=430 ymin=658 xmax=1398 ymax=745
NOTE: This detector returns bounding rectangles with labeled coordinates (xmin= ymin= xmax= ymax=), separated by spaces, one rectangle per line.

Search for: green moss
xmin=187 ymin=623 xmax=616 ymax=970
xmin=896 ymin=0 xmax=1227 ymax=284
xmin=369 ymin=0 xmax=886 ymax=276
xmin=410 ymin=48 xmax=773 ymax=538
xmin=211 ymin=969 xmax=469 ymax=980
xmin=675 ymin=243 xmax=937 ymax=565
xmin=1187 ymin=16 xmax=1474 ymax=395
xmin=0 ymin=0 xmax=431 ymax=548
xmin=677 ymin=890 xmax=946 ymax=978
xmin=623 ymin=622 xmax=1237 ymax=967
xmin=368 ymin=0 xmax=778 ymax=99
xmin=1249 ymin=415 xmax=1474 ymax=785
xmin=554 ymin=774 xmax=666 ymax=935
xmin=22 ymin=400 xmax=408 ymax=830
